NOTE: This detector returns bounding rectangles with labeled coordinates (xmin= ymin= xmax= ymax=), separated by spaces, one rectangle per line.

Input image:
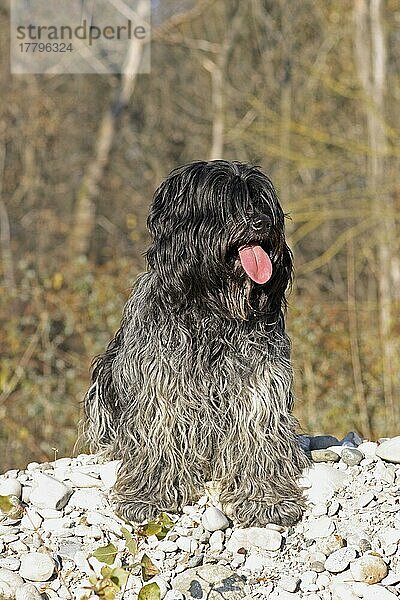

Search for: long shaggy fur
xmin=84 ymin=160 xmax=309 ymax=527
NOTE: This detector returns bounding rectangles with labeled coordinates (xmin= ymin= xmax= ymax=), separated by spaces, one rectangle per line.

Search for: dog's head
xmin=146 ymin=160 xmax=293 ymax=324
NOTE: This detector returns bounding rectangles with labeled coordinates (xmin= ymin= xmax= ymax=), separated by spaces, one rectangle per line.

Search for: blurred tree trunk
xmin=67 ymin=0 xmax=148 ymax=261
xmin=353 ymin=0 xmax=397 ymax=430
xmin=204 ymin=2 xmax=246 ymax=160
xmin=0 ymin=142 xmax=16 ymax=294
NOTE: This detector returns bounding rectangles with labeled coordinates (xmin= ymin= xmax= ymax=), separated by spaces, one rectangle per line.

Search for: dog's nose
xmin=252 ymin=217 xmax=271 ymax=232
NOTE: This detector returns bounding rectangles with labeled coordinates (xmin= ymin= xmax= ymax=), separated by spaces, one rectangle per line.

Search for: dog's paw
xmin=263 ymin=499 xmax=305 ymax=527
xmin=115 ymin=501 xmax=159 ymax=525
xmin=230 ymin=498 xmax=305 ymax=528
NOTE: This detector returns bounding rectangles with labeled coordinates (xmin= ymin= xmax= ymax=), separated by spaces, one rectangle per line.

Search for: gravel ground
xmin=0 ymin=433 xmax=399 ymax=600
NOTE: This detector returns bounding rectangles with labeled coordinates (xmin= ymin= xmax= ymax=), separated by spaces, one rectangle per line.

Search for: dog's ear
xmin=267 ymin=241 xmax=293 ymax=318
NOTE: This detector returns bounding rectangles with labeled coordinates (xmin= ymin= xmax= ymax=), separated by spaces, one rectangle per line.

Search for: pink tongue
xmin=239 ymin=245 xmax=273 ymax=284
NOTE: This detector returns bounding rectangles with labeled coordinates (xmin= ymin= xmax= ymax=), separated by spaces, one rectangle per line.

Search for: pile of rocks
xmin=0 ymin=433 xmax=399 ymax=599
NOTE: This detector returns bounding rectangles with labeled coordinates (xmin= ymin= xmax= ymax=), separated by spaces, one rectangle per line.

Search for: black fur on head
xmin=146 ymin=160 xmax=293 ymax=323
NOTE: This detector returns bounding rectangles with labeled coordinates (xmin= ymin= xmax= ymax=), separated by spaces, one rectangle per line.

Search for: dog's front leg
xmin=112 ymin=415 xmax=208 ymax=523
xmin=217 ymin=411 xmax=308 ymax=528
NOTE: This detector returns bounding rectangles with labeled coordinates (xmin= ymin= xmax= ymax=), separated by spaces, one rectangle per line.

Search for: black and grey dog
xmin=84 ymin=160 xmax=309 ymax=527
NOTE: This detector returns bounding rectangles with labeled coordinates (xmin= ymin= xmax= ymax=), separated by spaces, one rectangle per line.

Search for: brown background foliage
xmin=1 ymin=0 xmax=399 ymax=470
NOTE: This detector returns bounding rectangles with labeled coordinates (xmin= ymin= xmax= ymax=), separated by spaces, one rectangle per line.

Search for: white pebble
xmin=0 ymin=479 xmax=22 ymax=498
xmin=67 ymin=488 xmax=105 ymax=510
xmin=29 ymin=473 xmax=71 ymax=510
xmin=20 ymin=508 xmax=43 ymax=530
xmin=357 ymin=441 xmax=377 ymax=458
xmin=358 ymin=491 xmax=374 ymax=508
xmin=243 ymin=554 xmax=266 ymax=573
xmin=209 ymin=530 xmax=224 ymax=552
xmin=362 ymin=584 xmax=398 ymax=599
xmin=16 ymin=583 xmax=43 ymax=600
xmin=350 ymin=554 xmax=388 ymax=584
xmin=68 ymin=472 xmax=102 ymax=488
xmin=201 ymin=506 xmax=229 ymax=532
xmin=158 ymin=540 xmax=178 ymax=553
xmin=0 ymin=568 xmax=24 ymax=599
xmin=376 ymin=436 xmax=400 ymax=464
xmin=312 ymin=503 xmax=328 ymax=517
xmin=278 ymin=575 xmax=300 ymax=593
xmin=324 ymin=547 xmax=356 ymax=573
xmin=19 ymin=552 xmax=55 ymax=581
xmin=301 ymin=464 xmax=348 ymax=504
xmin=227 ymin=527 xmax=282 ymax=552
xmin=304 ymin=516 xmax=335 ymax=539
xmin=0 ymin=557 xmax=20 ymax=571
xmin=176 ymin=536 xmax=197 ymax=553
xmin=329 ymin=582 xmax=359 ymax=600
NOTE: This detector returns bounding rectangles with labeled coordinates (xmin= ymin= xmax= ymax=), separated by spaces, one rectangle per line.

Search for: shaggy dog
xmin=84 ymin=160 xmax=309 ymax=527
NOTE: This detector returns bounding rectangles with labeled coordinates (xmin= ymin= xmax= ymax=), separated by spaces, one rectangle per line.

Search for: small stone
xmin=301 ymin=464 xmax=348 ymax=504
xmin=361 ymin=584 xmax=397 ymax=599
xmin=341 ymin=448 xmax=363 ymax=466
xmin=99 ymin=460 xmax=121 ymax=488
xmin=68 ymin=472 xmax=102 ymax=488
xmin=192 ymin=526 xmax=204 ymax=540
xmin=304 ymin=516 xmax=335 ymax=540
xmin=357 ymin=441 xmax=377 ymax=458
xmin=379 ymin=528 xmax=400 ymax=546
xmin=209 ymin=530 xmax=224 ymax=552
xmin=341 ymin=432 xmax=363 ymax=447
xmin=29 ymin=473 xmax=71 ymax=510
xmin=187 ymin=555 xmax=204 ymax=568
xmin=42 ymin=516 xmax=71 ymax=533
xmin=38 ymin=508 xmax=63 ymax=519
xmin=316 ymin=573 xmax=330 ymax=589
xmin=381 ymin=571 xmax=400 ymax=585
xmin=19 ymin=552 xmax=55 ymax=581
xmin=176 ymin=536 xmax=197 ymax=553
xmin=330 ymin=582 xmax=359 ymax=600
xmin=358 ymin=491 xmax=374 ymax=508
xmin=16 ymin=583 xmax=43 ymax=600
xmin=358 ymin=539 xmax=372 ymax=553
xmin=73 ymin=524 xmax=102 ymax=539
xmin=278 ymin=575 xmax=300 ymax=593
xmin=324 ymin=547 xmax=357 ymax=573
xmin=0 ymin=568 xmax=24 ymax=599
xmin=384 ymin=543 xmax=397 ymax=556
xmin=20 ymin=508 xmax=43 ymax=530
xmin=310 ymin=561 xmax=325 ymax=573
xmin=349 ymin=554 xmax=388 ymax=584
xmin=299 ymin=570 xmax=318 ymax=592
xmin=312 ymin=503 xmax=328 ymax=517
xmin=0 ymin=479 xmax=22 ymax=498
xmin=320 ymin=534 xmax=346 ymax=556
xmin=309 ymin=435 xmax=340 ymax=450
xmin=327 ymin=500 xmax=340 ymax=517
xmin=9 ymin=540 xmax=28 ymax=553
xmin=158 ymin=540 xmax=178 ymax=553
xmin=26 ymin=462 xmax=40 ymax=471
xmin=243 ymin=554 xmax=266 ymax=573
xmin=172 ymin=564 xmax=245 ymax=599
xmin=311 ymin=450 xmax=340 ymax=463
xmin=68 ymin=488 xmax=105 ymax=510
xmin=58 ymin=538 xmax=84 ymax=558
xmin=226 ymin=527 xmax=282 ymax=552
xmin=376 ymin=436 xmax=400 ymax=463
xmin=201 ymin=507 xmax=229 ymax=532
xmin=0 ymin=557 xmax=20 ymax=571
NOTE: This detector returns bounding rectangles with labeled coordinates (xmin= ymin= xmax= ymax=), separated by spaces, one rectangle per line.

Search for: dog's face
xmin=146 ymin=160 xmax=293 ymax=323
